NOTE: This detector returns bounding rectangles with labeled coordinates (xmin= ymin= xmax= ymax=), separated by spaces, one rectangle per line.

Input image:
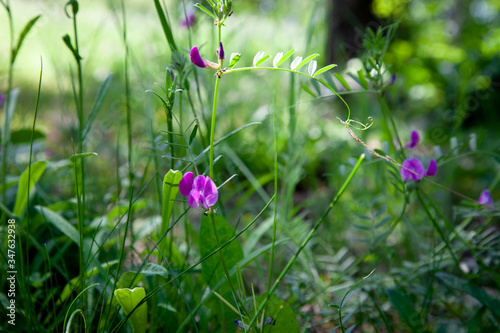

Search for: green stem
xmin=415 ymin=188 xmax=461 ymax=270
xmin=288 ymin=73 xmax=296 ymax=146
xmin=209 ymin=76 xmax=220 ymax=180
xmin=377 ymin=93 xmax=404 ymax=158
xmin=209 ymin=212 xmax=247 ymax=315
xmin=121 ymin=0 xmax=133 ymax=184
xmin=72 ymin=8 xmax=87 ymax=317
xmin=246 ymin=153 xmax=365 ymax=331
xmin=1 ymin=0 xmax=14 ymax=205
xmin=267 ymin=97 xmax=278 ymax=291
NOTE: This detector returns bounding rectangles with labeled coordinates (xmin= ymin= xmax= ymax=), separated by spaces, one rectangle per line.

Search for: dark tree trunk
xmin=326 ymin=0 xmax=378 ymax=63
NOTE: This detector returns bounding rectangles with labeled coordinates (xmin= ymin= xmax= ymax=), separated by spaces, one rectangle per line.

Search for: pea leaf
xmin=194 ymin=3 xmax=217 ymax=21
xmin=294 ymin=53 xmax=319 ymax=71
xmin=357 ymin=69 xmax=368 ymax=89
xmin=276 ymin=49 xmax=295 ymax=67
xmin=114 ymin=288 xmax=147 ymax=333
xmin=273 ymin=52 xmax=283 ymax=68
xmin=255 ymin=55 xmax=270 ymax=67
xmin=308 ymin=60 xmax=317 ymax=76
xmin=290 ymin=56 xmax=302 ymax=71
xmin=334 ymin=73 xmax=351 ymax=91
xmin=228 ymin=53 xmax=241 ymax=69
xmin=253 ymin=51 xmax=265 ymax=67
xmin=301 ymin=85 xmax=317 ymax=98
xmin=160 ymin=170 xmax=182 ymax=257
xmin=313 ymin=64 xmax=337 ymax=77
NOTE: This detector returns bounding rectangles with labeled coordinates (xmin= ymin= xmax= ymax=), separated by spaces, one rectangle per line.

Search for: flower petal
xmin=405 ymin=130 xmax=420 ymax=149
xmin=203 ymin=176 xmax=218 ymax=208
xmin=179 ymin=172 xmax=194 ymax=197
xmin=478 ymin=189 xmax=494 ymax=205
xmin=187 ymin=189 xmax=202 ymax=208
xmin=425 ymin=160 xmax=437 ymax=177
xmin=193 ymin=175 xmax=207 ymax=192
xmin=180 ymin=11 xmax=195 ymax=27
xmin=401 ymin=158 xmax=425 ymax=181
xmin=218 ymin=42 xmax=225 ymax=60
xmin=190 ymin=47 xmax=206 ymax=68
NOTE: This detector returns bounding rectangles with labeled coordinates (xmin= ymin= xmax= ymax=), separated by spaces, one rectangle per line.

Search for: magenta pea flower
xmin=425 ymin=159 xmax=437 ymax=176
xmin=179 ymin=172 xmax=218 ymax=209
xmin=401 ymin=158 xmax=437 ymax=182
xmin=478 ymin=190 xmax=494 ymax=205
xmin=405 ymin=130 xmax=420 ymax=149
xmin=190 ymin=47 xmax=220 ymax=70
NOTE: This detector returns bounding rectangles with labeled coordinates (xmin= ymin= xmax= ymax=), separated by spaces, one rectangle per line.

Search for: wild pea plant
xmin=149 ymin=1 xmax=367 ymax=330
xmin=1 ymin=0 xmax=499 ymax=332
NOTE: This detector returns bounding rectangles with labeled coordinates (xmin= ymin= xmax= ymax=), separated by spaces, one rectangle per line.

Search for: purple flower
xmin=0 ymin=93 xmax=5 ymax=108
xmin=401 ymin=158 xmax=437 ymax=182
xmin=190 ymin=47 xmax=219 ymax=70
xmin=234 ymin=319 xmax=248 ymax=330
xmin=179 ymin=172 xmax=218 ymax=209
xmin=401 ymin=158 xmax=425 ymax=181
xmin=405 ymin=130 xmax=420 ymax=149
xmin=180 ymin=11 xmax=195 ymax=27
xmin=265 ymin=317 xmax=275 ymax=325
xmin=391 ymin=74 xmax=396 ymax=85
xmin=190 ymin=47 xmax=206 ymax=68
xmin=218 ymin=42 xmax=224 ymax=60
xmin=425 ymin=159 xmax=437 ymax=176
xmin=478 ymin=190 xmax=494 ymax=205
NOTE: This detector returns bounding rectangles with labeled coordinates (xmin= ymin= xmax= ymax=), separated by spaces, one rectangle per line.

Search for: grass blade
xmin=34 ymin=206 xmax=80 ymax=245
xmin=13 ymin=161 xmax=46 ymax=217
xmin=154 ymin=0 xmax=177 ymax=51
xmin=12 ymin=15 xmax=41 ymax=63
xmin=82 ymin=73 xmax=113 ymax=140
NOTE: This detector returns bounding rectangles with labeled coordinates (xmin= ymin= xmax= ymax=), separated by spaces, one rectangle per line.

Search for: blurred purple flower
xmin=234 ymin=319 xmax=248 ymax=330
xmin=391 ymin=74 xmax=396 ymax=85
xmin=425 ymin=159 xmax=437 ymax=176
xmin=405 ymin=130 xmax=420 ymax=149
xmin=401 ymin=158 xmax=425 ymax=181
xmin=0 ymin=93 xmax=6 ymax=108
xmin=478 ymin=190 xmax=494 ymax=205
xmin=401 ymin=158 xmax=437 ymax=182
xmin=218 ymin=42 xmax=224 ymax=60
xmin=265 ymin=317 xmax=275 ymax=325
xmin=190 ymin=47 xmax=219 ymax=70
xmin=179 ymin=172 xmax=218 ymax=209
xmin=180 ymin=11 xmax=195 ymax=27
